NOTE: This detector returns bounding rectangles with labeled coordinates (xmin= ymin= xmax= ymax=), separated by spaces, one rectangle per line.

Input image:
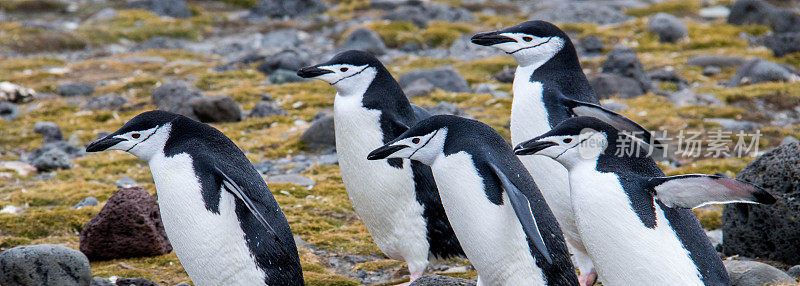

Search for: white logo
xmin=578 ymin=128 xmax=607 ymax=159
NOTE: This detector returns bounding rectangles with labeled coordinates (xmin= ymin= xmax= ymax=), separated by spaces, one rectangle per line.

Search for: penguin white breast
xmin=510 ymin=65 xmax=581 ymax=249
xmin=332 ymin=94 xmax=429 ymax=270
xmin=431 ymin=151 xmax=544 ymax=286
xmin=568 ymin=165 xmax=703 ymax=286
xmin=148 ymin=153 xmax=267 ymax=286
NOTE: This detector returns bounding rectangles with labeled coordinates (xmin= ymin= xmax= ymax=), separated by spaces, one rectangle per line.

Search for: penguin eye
xmin=131 ymin=133 xmax=141 ymax=139
xmin=522 ymin=36 xmax=533 ymax=42
xmin=340 ymin=67 xmax=348 ymax=72
xmin=563 ymin=138 xmax=572 ymax=143
xmin=412 ymin=138 xmax=421 ymax=144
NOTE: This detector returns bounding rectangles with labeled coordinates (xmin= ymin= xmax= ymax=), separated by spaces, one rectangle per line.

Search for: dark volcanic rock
xmin=409 ymin=274 xmax=476 ymax=286
xmin=58 ymin=82 xmax=95 ymax=97
xmin=399 ymin=68 xmax=470 ymax=93
xmin=760 ymin=32 xmax=800 ymax=57
xmin=337 ymin=28 xmax=387 ymax=55
xmin=384 ymin=2 xmax=474 ymax=27
xmin=268 ymin=69 xmax=309 ymax=85
xmin=115 ymin=277 xmax=160 ymax=286
xmin=590 ymin=73 xmax=646 ymax=99
xmin=0 ymin=101 xmax=20 ymax=121
xmin=132 ymin=37 xmax=188 ymax=51
xmin=601 ymin=46 xmax=651 ymax=93
xmin=256 ymin=50 xmax=310 ymax=76
xmin=31 ymin=148 xmax=72 ymax=171
xmin=248 ymin=100 xmax=287 ymax=118
xmin=34 ymin=121 xmax=63 ymax=143
xmin=687 ymin=55 xmax=747 ymax=68
xmin=425 ymin=101 xmax=471 ymax=118
xmin=529 ymin=2 xmax=630 ymax=25
xmin=647 ymin=13 xmax=687 ymax=43
xmin=83 ymin=94 xmax=128 ymax=111
xmin=80 ymin=187 xmax=172 ymax=261
xmin=579 ymin=35 xmax=604 ymax=54
xmin=300 ymin=114 xmax=335 ymax=149
xmin=0 ymin=244 xmax=92 ymax=286
xmin=189 ymin=95 xmax=242 ymax=123
xmin=250 ymin=0 xmax=327 ymax=18
xmin=403 ymin=78 xmax=436 ymax=98
xmin=727 ymin=0 xmax=800 ymax=33
xmin=494 ymin=68 xmax=515 ymax=83
xmin=152 ymin=81 xmax=204 ymax=120
xmin=723 ymin=260 xmax=795 ymax=286
xmin=728 ymin=58 xmax=799 ymax=86
xmin=128 ymin=0 xmax=191 ymax=18
xmin=722 ymin=142 xmax=800 ymax=265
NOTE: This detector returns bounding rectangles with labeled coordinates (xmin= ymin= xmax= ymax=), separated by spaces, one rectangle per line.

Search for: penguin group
xmin=85 ymin=20 xmax=776 ymax=286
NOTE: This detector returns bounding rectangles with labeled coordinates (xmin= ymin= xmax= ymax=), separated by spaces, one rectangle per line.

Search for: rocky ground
xmin=0 ymin=0 xmax=799 ymax=285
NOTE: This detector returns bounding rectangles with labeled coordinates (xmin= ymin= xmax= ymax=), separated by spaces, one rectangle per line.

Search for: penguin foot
xmin=578 ymin=271 xmax=597 ymax=286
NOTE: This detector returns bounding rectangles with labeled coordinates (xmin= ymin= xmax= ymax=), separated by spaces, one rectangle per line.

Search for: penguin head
xmin=471 ymin=20 xmax=567 ymax=67
xmin=367 ymin=116 xmax=450 ymax=166
xmin=514 ymin=116 xmax=612 ymax=168
xmin=86 ymin=110 xmax=178 ymax=161
xmin=297 ymin=50 xmax=381 ymax=96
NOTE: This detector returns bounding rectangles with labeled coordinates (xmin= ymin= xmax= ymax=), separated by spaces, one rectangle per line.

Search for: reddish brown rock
xmin=79 ymin=187 xmax=171 ymax=260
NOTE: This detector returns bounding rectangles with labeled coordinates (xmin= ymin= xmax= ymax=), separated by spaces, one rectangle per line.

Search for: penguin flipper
xmin=560 ymin=94 xmax=661 ymax=147
xmin=214 ymin=166 xmax=278 ymax=236
xmin=488 ymin=163 xmax=553 ymax=264
xmin=410 ymin=104 xmax=432 ymax=121
xmin=646 ymin=175 xmax=776 ymax=209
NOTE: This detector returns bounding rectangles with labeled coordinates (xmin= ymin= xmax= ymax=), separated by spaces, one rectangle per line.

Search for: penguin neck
xmin=516 ymin=41 xmax=596 ymax=102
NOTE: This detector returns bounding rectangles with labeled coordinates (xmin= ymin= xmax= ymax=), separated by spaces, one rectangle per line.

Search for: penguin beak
xmin=297 ymin=66 xmax=334 ymax=78
xmin=471 ymin=31 xmax=515 ymax=46
xmin=514 ymin=140 xmax=558 ymax=156
xmin=367 ymin=145 xmax=408 ymax=160
xmin=85 ymin=136 xmax=125 ymax=152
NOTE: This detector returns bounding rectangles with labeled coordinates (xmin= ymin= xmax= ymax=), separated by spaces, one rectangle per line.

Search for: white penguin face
xmin=491 ymin=33 xmax=565 ymax=67
xmin=368 ymin=128 xmax=448 ymax=166
xmin=87 ymin=123 xmax=172 ymax=162
xmin=311 ymin=64 xmax=377 ymax=96
xmin=516 ymin=128 xmax=607 ymax=169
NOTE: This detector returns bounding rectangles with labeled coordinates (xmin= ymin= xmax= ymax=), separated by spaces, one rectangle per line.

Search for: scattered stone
xmin=723 ymin=142 xmax=800 ymax=265
xmin=704 ymin=118 xmax=760 ymax=131
xmin=668 ymin=90 xmax=723 ymax=107
xmin=88 ymin=8 xmax=117 ymax=21
xmin=116 ymin=177 xmax=139 ymax=188
xmin=647 ymin=13 xmax=687 ymax=43
xmin=91 ymin=276 xmax=114 ymax=286
xmin=189 ymin=95 xmax=242 ymax=123
xmin=491 ymin=90 xmax=510 ymax=99
xmin=72 ymin=197 xmax=99 ymax=209
xmin=728 ymin=0 xmax=800 ymax=33
xmin=723 ymin=260 xmax=795 ymax=286
xmin=0 ymin=102 xmax=20 ymax=121
xmin=493 ymin=68 xmax=515 ymax=83
xmin=152 ymin=81 xmax=204 ymax=120
xmin=83 ymin=94 xmax=128 ymax=111
xmin=590 ymin=73 xmax=646 ymax=99
xmin=127 ymin=0 xmax=191 ymax=18
xmin=0 ymin=205 xmax=25 ymax=215
xmin=600 ymin=46 xmax=651 ymax=93
xmin=473 ymin=83 xmax=495 ymax=94
xmin=31 ymin=140 xmax=84 ymax=161
xmin=728 ymin=58 xmax=800 ymax=86
xmin=338 ymin=28 xmax=387 ymax=56
xmin=0 ymin=82 xmax=35 ymax=103
xmin=268 ymin=174 xmax=315 ymax=187
xmin=57 ymin=82 xmax=95 ymax=97
xmin=253 ymin=153 xmax=338 ymax=175
xmin=257 ymin=50 xmax=310 ymax=76
xmin=399 ymin=69 xmax=470 ymax=93
xmin=409 ymin=274 xmax=476 ymax=286
xmin=31 ymin=148 xmax=72 ymax=171
xmin=781 ymin=136 xmax=800 ymax=146
xmin=0 ymin=244 xmax=92 ymax=286
xmin=648 ymin=69 xmax=688 ymax=90
xmin=250 ymin=0 xmax=327 ymax=18
xmin=529 ymin=2 xmax=630 ymax=25
xmin=80 ymin=187 xmax=172 ymax=261
xmin=579 ymin=35 xmax=604 ymax=54
xmin=403 ymin=78 xmax=437 ymax=98
xmin=300 ymin=114 xmax=335 ymax=149
xmin=249 ymin=101 xmax=287 ymax=118
xmin=268 ymin=69 xmax=308 ymax=85
xmin=34 ymin=171 xmax=56 ymax=181
xmin=699 ymin=6 xmax=730 ymax=19
xmin=687 ymin=55 xmax=747 ymax=68
xmin=0 ymin=161 xmax=36 ymax=176
xmin=132 ymin=37 xmax=187 ymax=52
xmin=34 ymin=121 xmax=64 ymax=143
xmin=115 ymin=277 xmax=160 ymax=286
xmin=786 ymin=265 xmax=800 ymax=279
xmin=425 ymin=101 xmax=470 ymax=117
xmin=760 ymin=32 xmax=800 ymax=57
xmin=384 ymin=2 xmax=474 ymax=27
xmin=703 ymin=66 xmax=722 ymax=76
xmin=706 ymin=229 xmax=723 ymax=249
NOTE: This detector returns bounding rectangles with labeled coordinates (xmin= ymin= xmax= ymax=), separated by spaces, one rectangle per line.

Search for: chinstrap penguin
xmin=296 ymin=50 xmax=464 ymax=283
xmin=471 ymin=20 xmax=657 ymax=285
xmin=86 ymin=110 xmax=303 ymax=285
xmin=368 ymin=115 xmax=579 ymax=286
xmin=514 ymin=116 xmax=776 ymax=286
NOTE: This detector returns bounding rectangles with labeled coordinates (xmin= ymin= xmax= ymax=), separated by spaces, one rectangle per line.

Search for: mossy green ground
xmin=1 ymin=1 xmax=799 ymax=285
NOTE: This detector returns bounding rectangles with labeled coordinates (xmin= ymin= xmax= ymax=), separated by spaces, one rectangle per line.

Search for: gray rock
xmin=250 ymin=0 xmax=327 ymax=18
xmin=723 ymin=142 xmax=800 ymax=265
xmin=189 ymin=95 xmax=241 ymax=123
xmin=399 ymin=69 xmax=470 ymax=93
xmin=403 ymin=78 xmax=437 ymax=98
xmin=260 ymin=29 xmax=304 ymax=50
xmin=257 ymin=50 xmax=310 ymax=76
xmin=668 ymin=90 xmax=723 ymax=107
xmin=781 ymin=136 xmax=800 ymax=146
xmin=268 ymin=69 xmax=308 ymax=85
xmin=728 ymin=58 xmax=800 ymax=86
xmin=173 ymin=283 xmax=191 ymax=286
xmin=688 ymin=55 xmax=747 ymax=68
xmin=115 ymin=177 xmax=138 ymax=188
xmin=728 ymin=0 xmax=800 ymax=33
xmin=579 ymin=35 xmax=604 ymax=54
xmin=370 ymin=0 xmax=421 ymax=10
xmin=706 ymin=229 xmax=723 ymax=249
xmin=787 ymin=265 xmax=800 ymax=279
xmin=490 ymin=90 xmax=510 ymax=99
xmin=132 ymin=37 xmax=187 ymax=52
xmin=58 ymin=82 xmax=95 ymax=97
xmin=115 ymin=277 xmax=159 ymax=286
xmin=0 ymin=244 xmax=91 ymax=286
xmin=699 ymin=6 xmax=730 ymax=19
xmin=590 ymin=73 xmax=646 ymax=99
xmin=32 ymin=140 xmax=84 ymax=160
xmin=723 ymin=260 xmax=795 ymax=286
xmin=338 ymin=28 xmax=386 ymax=56
xmin=91 ymin=276 xmax=115 ymax=286
xmin=494 ymin=68 xmax=514 ymax=83
xmin=703 ymin=66 xmax=722 ymax=76
xmin=760 ymin=32 xmax=800 ymax=57
xmin=0 ymin=82 xmax=36 ymax=103
xmin=300 ymin=114 xmax=335 ymax=149
xmin=268 ymin=174 xmax=315 ymax=187
xmin=88 ymin=8 xmax=117 ymax=21
xmin=34 ymin=121 xmax=64 ymax=143
xmin=83 ymin=94 xmax=128 ymax=111
xmin=529 ymin=2 xmax=630 ymax=25
xmin=249 ymin=101 xmax=287 ymax=118
xmin=409 ymin=274 xmax=476 ymax=286
xmin=704 ymin=118 xmax=760 ymax=131
xmin=601 ymin=46 xmax=651 ymax=92
xmin=648 ymin=69 xmax=688 ymax=89
xmin=384 ymin=2 xmax=474 ymax=27
xmin=152 ymin=81 xmax=204 ymax=120
xmin=34 ymin=172 xmax=56 ymax=181
xmin=647 ymin=13 xmax=687 ymax=43
xmin=31 ymin=148 xmax=72 ymax=171
xmin=72 ymin=197 xmax=99 ymax=209
xmin=0 ymin=101 xmax=20 ymax=121
xmin=425 ymin=101 xmax=470 ymax=117
xmin=127 ymin=0 xmax=191 ymax=18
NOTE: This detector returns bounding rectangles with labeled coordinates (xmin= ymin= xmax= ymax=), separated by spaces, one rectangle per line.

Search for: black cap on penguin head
xmin=471 ymin=20 xmax=570 ymax=46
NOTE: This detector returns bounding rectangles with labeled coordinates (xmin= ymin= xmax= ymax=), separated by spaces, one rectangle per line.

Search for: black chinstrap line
xmin=408 ymin=129 xmax=439 ymax=159
xmin=331 ymin=66 xmax=369 ymax=85
xmin=507 ymin=37 xmax=553 ymax=55
xmin=126 ymin=124 xmax=162 ymax=152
